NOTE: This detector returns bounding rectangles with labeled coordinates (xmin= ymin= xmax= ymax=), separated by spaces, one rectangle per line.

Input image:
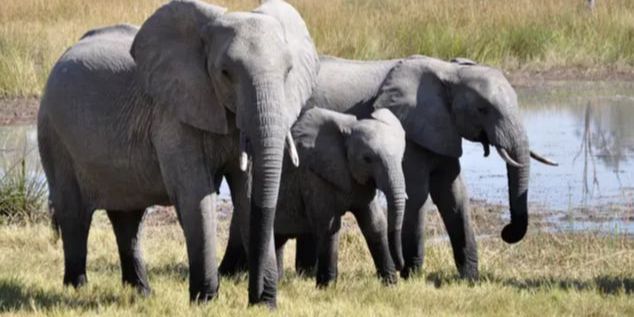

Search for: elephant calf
xmin=269 ymin=107 xmax=406 ymax=287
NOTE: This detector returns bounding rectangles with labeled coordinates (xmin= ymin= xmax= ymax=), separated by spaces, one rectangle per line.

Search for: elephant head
xmin=292 ymin=108 xmax=407 ymax=267
xmin=130 ymin=0 xmax=319 ymax=304
xmin=373 ymin=56 xmax=556 ymax=244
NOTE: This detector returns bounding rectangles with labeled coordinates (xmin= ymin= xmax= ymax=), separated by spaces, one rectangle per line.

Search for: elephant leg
xmin=274 ymin=235 xmax=288 ymax=281
xmin=106 ymin=209 xmax=151 ymax=295
xmin=219 ymin=212 xmax=249 ymax=277
xmin=58 ymin=208 xmax=93 ymax=289
xmin=40 ymin=129 xmax=94 ymax=289
xmin=295 ymin=233 xmax=317 ymax=276
xmin=177 ymin=189 xmax=219 ymax=302
xmin=429 ymin=160 xmax=479 ymax=280
xmin=219 ymin=169 xmax=250 ymax=277
xmin=400 ymin=143 xmax=431 ymax=279
xmin=352 ymin=200 xmax=397 ymax=285
xmin=50 ymin=175 xmax=93 ymax=288
xmin=157 ymin=141 xmax=219 ymax=302
xmin=315 ymin=227 xmax=340 ymax=288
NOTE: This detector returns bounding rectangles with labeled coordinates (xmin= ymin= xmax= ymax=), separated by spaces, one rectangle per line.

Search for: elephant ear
xmin=254 ymin=0 xmax=320 ymax=127
xmin=131 ymin=0 xmax=229 ymax=134
xmin=292 ymin=108 xmax=356 ymax=193
xmin=372 ymin=57 xmax=462 ymax=158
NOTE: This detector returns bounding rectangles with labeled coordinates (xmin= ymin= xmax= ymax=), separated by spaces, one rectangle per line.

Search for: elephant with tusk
xmin=38 ymin=0 xmax=319 ymax=307
xmin=220 ymin=54 xmax=557 ymax=281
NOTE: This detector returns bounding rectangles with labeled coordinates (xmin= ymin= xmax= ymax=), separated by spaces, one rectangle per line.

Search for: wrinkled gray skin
xmin=221 ymin=54 xmax=555 ymax=280
xmin=271 ymin=107 xmax=406 ymax=287
xmin=37 ymin=0 xmax=318 ymax=307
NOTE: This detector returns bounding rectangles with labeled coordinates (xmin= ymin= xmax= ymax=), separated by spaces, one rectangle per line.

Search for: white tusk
xmin=530 ymin=150 xmax=559 ymax=166
xmin=239 ymin=132 xmax=249 ymax=172
xmin=286 ymin=131 xmax=299 ymax=167
xmin=404 ymin=193 xmax=409 ymax=200
xmin=496 ymin=147 xmax=524 ymax=168
xmin=240 ymin=152 xmax=248 ymax=172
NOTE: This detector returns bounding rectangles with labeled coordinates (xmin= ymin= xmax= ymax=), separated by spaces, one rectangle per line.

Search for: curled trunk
xmin=497 ymin=124 xmax=530 ymax=244
xmin=502 ymin=150 xmax=530 ymax=243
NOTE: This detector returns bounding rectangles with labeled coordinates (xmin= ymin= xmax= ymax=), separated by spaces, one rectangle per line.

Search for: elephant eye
xmin=221 ymin=69 xmax=231 ymax=82
xmin=477 ymin=106 xmax=488 ymax=115
xmin=362 ymin=155 xmax=373 ymax=164
xmin=284 ymin=65 xmax=293 ymax=80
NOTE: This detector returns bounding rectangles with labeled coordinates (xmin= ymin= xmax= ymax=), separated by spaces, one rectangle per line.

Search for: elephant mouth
xmin=477 ymin=131 xmax=490 ymax=157
xmin=478 ymin=131 xmax=524 ymax=167
xmin=476 ymin=130 xmax=558 ymax=167
xmin=239 ymin=131 xmax=300 ymax=172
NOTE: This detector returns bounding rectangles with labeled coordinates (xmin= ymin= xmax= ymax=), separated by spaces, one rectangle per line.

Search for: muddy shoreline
xmin=139 ymin=198 xmax=633 ymax=239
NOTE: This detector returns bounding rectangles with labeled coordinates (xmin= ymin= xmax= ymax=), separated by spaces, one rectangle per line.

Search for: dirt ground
xmin=138 ymin=197 xmax=633 ymax=241
xmin=506 ymin=66 xmax=634 ymax=88
xmin=0 ymin=97 xmax=39 ymax=126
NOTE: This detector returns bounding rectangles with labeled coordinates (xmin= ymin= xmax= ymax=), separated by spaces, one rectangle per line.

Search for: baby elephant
xmin=273 ymin=107 xmax=407 ymax=287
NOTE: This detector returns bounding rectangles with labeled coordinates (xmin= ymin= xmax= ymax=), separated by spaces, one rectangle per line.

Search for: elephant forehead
xmin=217 ymin=12 xmax=284 ymax=39
xmin=353 ymin=123 xmax=405 ymax=155
xmin=461 ymin=67 xmax=515 ymax=101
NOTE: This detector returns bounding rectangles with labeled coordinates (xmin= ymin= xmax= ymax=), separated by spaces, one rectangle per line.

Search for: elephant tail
xmin=48 ymin=199 xmax=61 ymax=242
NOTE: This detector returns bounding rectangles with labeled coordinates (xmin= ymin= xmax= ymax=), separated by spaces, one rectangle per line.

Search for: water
xmin=0 ymin=125 xmax=40 ymax=180
xmin=1 ymin=81 xmax=633 ymax=233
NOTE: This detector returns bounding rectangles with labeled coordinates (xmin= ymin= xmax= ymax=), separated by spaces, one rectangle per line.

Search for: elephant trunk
xmin=247 ymin=79 xmax=288 ymax=304
xmin=495 ymin=122 xmax=531 ymax=244
xmin=380 ymin=159 xmax=406 ymax=270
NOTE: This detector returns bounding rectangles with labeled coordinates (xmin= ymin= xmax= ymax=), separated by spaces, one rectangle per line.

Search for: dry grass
xmin=1 ymin=0 xmax=633 ymax=97
xmin=0 ymin=211 xmax=632 ymax=316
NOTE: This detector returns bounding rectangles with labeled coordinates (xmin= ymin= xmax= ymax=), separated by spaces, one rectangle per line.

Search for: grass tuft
xmin=0 ymin=132 xmax=47 ymax=225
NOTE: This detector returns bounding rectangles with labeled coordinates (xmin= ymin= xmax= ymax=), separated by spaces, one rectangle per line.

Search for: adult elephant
xmin=37 ymin=0 xmax=318 ymax=307
xmin=220 ymin=55 xmax=556 ymax=280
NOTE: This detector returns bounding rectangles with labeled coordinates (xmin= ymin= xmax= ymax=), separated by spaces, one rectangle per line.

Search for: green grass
xmin=0 ymin=212 xmax=632 ymax=316
xmin=0 ymin=156 xmax=47 ymax=225
xmin=1 ymin=0 xmax=634 ymax=97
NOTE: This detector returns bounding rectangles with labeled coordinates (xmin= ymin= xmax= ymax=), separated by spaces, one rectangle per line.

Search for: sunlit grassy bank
xmin=0 ymin=211 xmax=632 ymax=316
xmin=1 ymin=0 xmax=633 ymax=97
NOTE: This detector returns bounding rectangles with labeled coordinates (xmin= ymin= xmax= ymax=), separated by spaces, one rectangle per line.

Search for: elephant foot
xmin=296 ymin=265 xmax=316 ymax=278
xmin=315 ymin=274 xmax=336 ymax=289
xmin=248 ymin=295 xmax=277 ymax=310
xmin=379 ymin=271 xmax=398 ymax=286
xmin=63 ymin=273 xmax=87 ymax=289
xmin=190 ymin=291 xmax=218 ymax=303
xmin=122 ymin=276 xmax=152 ymax=297
xmin=458 ymin=265 xmax=479 ymax=283
xmin=219 ymin=259 xmax=248 ymax=278
xmin=219 ymin=245 xmax=249 ymax=278
xmin=190 ymin=284 xmax=219 ymax=303
xmin=400 ymin=264 xmax=422 ymax=280
xmin=136 ymin=286 xmax=152 ymax=297
xmin=125 ymin=282 xmax=152 ymax=297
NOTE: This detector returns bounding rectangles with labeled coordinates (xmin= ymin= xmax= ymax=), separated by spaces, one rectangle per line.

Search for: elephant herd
xmin=37 ymin=0 xmax=556 ymax=308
